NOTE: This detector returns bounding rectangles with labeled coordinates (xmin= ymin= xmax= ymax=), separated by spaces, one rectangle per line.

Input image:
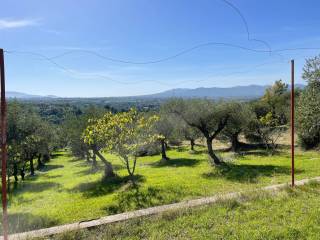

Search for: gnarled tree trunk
xmin=43 ymin=153 xmax=50 ymax=163
xmin=37 ymin=154 xmax=44 ymax=169
xmin=160 ymin=139 xmax=168 ymax=163
xmin=84 ymin=150 xmax=92 ymax=163
xmin=124 ymin=156 xmax=137 ymax=184
xmin=206 ymin=138 xmax=221 ymax=165
xmin=86 ymin=151 xmax=91 ymax=162
xmin=20 ymin=166 xmax=25 ymax=180
xmin=231 ymin=132 xmax=241 ymax=152
xmin=92 ymin=151 xmax=97 ymax=169
xmin=13 ymin=163 xmax=18 ymax=182
xmin=93 ymin=149 xmax=115 ymax=178
xmin=30 ymin=158 xmax=35 ymax=176
xmin=190 ymin=139 xmax=195 ymax=151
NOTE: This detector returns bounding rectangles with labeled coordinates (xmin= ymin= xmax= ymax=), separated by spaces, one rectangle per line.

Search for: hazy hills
xmin=7 ymin=84 xmax=305 ymax=100
xmin=7 ymin=91 xmax=58 ymax=99
xmin=143 ymin=85 xmax=268 ymax=99
xmin=141 ymin=84 xmax=305 ymax=99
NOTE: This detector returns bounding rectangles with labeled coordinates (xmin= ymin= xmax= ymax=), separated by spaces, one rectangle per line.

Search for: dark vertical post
xmin=291 ymin=59 xmax=295 ymax=187
xmin=0 ymin=49 xmax=8 ymax=240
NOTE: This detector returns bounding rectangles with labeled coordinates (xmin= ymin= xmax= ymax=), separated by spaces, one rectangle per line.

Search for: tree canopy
xmin=83 ymin=109 xmax=159 ymax=179
xmin=164 ymin=99 xmax=231 ymax=165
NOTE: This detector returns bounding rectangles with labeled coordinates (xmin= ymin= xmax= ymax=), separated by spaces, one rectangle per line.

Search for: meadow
xmin=4 ymin=142 xmax=320 ymax=234
xmin=46 ymin=181 xmax=320 ymax=240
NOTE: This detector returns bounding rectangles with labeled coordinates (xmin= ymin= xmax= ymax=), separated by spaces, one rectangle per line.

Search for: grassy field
xmin=3 ymin=143 xmax=320 ymax=234
xmin=46 ymin=182 xmax=320 ymax=240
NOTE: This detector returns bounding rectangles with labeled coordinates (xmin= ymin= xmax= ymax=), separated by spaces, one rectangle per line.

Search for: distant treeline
xmin=10 ymin=98 xmax=164 ymax=124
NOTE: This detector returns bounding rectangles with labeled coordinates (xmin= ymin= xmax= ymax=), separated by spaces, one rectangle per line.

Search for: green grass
xmin=3 ymin=146 xmax=320 ymax=234
xmin=46 ymin=182 xmax=320 ymax=240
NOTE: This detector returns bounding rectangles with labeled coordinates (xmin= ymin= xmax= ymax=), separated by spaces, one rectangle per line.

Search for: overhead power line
xmin=219 ymin=0 xmax=272 ymax=53
xmin=6 ymin=0 xmax=278 ymax=65
xmin=4 ymin=0 xmax=320 ymax=86
xmin=5 ymin=49 xmax=312 ymax=87
xmin=46 ymin=0 xmax=275 ymax=64
xmin=45 ymin=42 xmax=271 ymax=64
xmin=4 ymin=50 xmax=176 ymax=86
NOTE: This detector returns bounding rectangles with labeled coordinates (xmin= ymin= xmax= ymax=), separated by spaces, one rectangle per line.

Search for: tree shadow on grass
xmin=191 ymin=147 xmax=275 ymax=156
xmin=189 ymin=149 xmax=207 ymax=155
xmin=237 ymin=151 xmax=271 ymax=157
xmin=0 ymin=212 xmax=59 ymax=234
xmin=104 ymin=186 xmax=163 ymax=214
xmin=44 ymin=174 xmax=63 ymax=179
xmin=202 ymin=163 xmax=304 ymax=183
xmin=104 ymin=185 xmax=185 ymax=215
xmin=76 ymin=167 xmax=102 ymax=176
xmin=14 ymin=181 xmax=62 ymax=193
xmin=50 ymin=152 xmax=65 ymax=159
xmin=38 ymin=164 xmax=64 ymax=172
xmin=69 ymin=157 xmax=86 ymax=163
xmin=215 ymin=147 xmax=233 ymax=153
xmin=188 ymin=147 xmax=231 ymax=155
xmin=152 ymin=158 xmax=200 ymax=168
xmin=70 ymin=175 xmax=145 ymax=198
xmin=76 ymin=164 xmax=125 ymax=176
xmin=229 ymin=143 xmax=291 ymax=152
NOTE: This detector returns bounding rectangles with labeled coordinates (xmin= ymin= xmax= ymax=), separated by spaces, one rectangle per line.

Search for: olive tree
xmin=258 ymin=112 xmax=287 ymax=154
xmin=64 ymin=106 xmax=106 ymax=168
xmin=220 ymin=102 xmax=254 ymax=152
xmin=164 ymin=99 xmax=231 ymax=165
xmin=297 ymin=86 xmax=320 ymax=149
xmin=297 ymin=55 xmax=320 ymax=149
xmin=7 ymin=101 xmax=25 ymax=181
xmin=153 ymin=114 xmax=178 ymax=162
xmin=7 ymin=102 xmax=57 ymax=181
xmin=18 ymin=111 xmax=56 ymax=176
xmin=261 ymin=80 xmax=290 ymax=125
xmin=243 ymin=80 xmax=291 ymax=153
xmin=63 ymin=114 xmax=90 ymax=160
xmin=177 ymin=121 xmax=202 ymax=151
xmin=302 ymin=55 xmax=320 ymax=85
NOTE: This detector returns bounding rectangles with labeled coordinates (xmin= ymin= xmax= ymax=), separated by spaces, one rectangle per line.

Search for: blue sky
xmin=2 ymin=0 xmax=320 ymax=97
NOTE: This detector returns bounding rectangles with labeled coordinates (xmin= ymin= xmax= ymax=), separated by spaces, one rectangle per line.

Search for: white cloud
xmin=0 ymin=19 xmax=39 ymax=29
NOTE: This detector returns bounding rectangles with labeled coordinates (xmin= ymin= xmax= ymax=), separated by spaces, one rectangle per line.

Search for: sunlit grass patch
xmin=3 ymin=147 xmax=320 ymax=234
xmin=43 ymin=183 xmax=320 ymax=240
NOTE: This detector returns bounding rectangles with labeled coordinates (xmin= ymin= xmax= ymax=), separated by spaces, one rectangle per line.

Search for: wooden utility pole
xmin=0 ymin=48 xmax=8 ymax=240
xmin=291 ymin=59 xmax=295 ymax=187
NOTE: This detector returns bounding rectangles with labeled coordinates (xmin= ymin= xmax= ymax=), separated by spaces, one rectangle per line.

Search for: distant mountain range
xmin=7 ymin=91 xmax=58 ymax=99
xmin=141 ymin=84 xmax=305 ymax=99
xmin=6 ymin=84 xmax=305 ymax=100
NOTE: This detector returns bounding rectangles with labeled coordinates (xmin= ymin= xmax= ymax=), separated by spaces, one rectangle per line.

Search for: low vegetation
xmin=3 ymin=146 xmax=320 ymax=234
xmin=41 ymin=182 xmax=320 ymax=240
